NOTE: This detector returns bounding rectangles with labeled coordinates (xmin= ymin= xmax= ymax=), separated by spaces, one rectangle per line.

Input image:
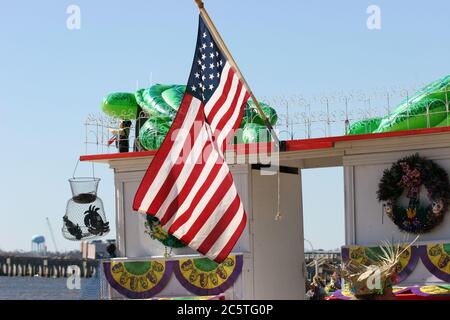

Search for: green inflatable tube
xmin=375 ymin=75 xmax=450 ymax=133
xmin=102 ymin=83 xmax=279 ymax=150
xmin=134 ymin=88 xmax=147 ymax=113
xmin=101 ymin=92 xmax=139 ymax=120
xmin=161 ymin=85 xmax=186 ymax=111
xmin=139 ymin=117 xmax=171 ymax=151
xmin=242 ymin=123 xmax=271 ymax=144
xmin=435 ymin=114 xmax=450 ymax=127
xmin=242 ymin=101 xmax=278 ymax=127
xmin=375 ymin=98 xmax=446 ymax=133
xmin=138 ymin=84 xmax=178 ymax=116
xmin=348 ymin=118 xmax=382 ymax=135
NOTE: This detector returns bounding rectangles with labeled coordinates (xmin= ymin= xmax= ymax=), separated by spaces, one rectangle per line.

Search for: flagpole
xmin=194 ymin=0 xmax=281 ymax=147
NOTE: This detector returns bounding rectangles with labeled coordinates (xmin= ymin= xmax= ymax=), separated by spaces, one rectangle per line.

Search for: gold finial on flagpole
xmin=195 ymin=0 xmax=204 ymax=9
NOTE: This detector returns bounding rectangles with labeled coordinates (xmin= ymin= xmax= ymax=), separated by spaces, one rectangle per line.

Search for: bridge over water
xmin=0 ymin=256 xmax=97 ymax=278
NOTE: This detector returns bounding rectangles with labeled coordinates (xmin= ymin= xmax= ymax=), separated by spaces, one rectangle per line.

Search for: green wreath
xmin=144 ymin=215 xmax=186 ymax=248
xmin=377 ymin=153 xmax=450 ymax=234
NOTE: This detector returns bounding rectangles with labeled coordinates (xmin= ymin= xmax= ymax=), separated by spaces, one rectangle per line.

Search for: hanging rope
xmin=275 ymin=167 xmax=282 ymax=221
xmin=72 ymin=158 xmax=96 ymax=178
xmin=274 ymin=131 xmax=282 ymax=221
xmin=72 ymin=159 xmax=80 ymax=179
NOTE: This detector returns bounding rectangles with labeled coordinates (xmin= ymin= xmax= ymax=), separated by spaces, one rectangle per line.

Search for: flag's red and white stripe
xmin=133 ymin=61 xmax=249 ymax=262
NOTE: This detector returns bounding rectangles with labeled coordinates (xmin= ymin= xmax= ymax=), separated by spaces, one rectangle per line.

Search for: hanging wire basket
xmin=62 ymin=177 xmax=110 ymax=241
xmin=70 ymin=177 xmax=100 ymax=203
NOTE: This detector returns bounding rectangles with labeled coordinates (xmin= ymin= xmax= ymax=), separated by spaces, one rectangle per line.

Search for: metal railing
xmin=83 ymin=85 xmax=450 ymax=155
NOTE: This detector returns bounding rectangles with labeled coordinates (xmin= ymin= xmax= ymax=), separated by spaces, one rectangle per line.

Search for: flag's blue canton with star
xmin=187 ymin=16 xmax=225 ymax=104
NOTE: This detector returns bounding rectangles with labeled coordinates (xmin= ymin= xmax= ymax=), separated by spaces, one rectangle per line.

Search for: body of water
xmin=0 ymin=277 xmax=97 ymax=300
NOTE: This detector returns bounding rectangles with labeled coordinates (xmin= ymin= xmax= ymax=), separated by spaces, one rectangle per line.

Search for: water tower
xmin=31 ymin=235 xmax=46 ymax=254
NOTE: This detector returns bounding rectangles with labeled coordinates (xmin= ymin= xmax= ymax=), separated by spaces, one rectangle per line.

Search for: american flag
xmin=133 ymin=15 xmax=249 ymax=263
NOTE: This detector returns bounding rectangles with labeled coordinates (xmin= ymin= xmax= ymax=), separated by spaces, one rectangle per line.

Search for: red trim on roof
xmin=80 ymin=126 xmax=450 ymax=162
xmin=232 ymin=142 xmax=274 ymax=154
xmin=285 ymin=140 xmax=334 ymax=151
xmin=80 ymin=150 xmax=157 ymax=162
xmin=285 ymin=126 xmax=450 ymax=151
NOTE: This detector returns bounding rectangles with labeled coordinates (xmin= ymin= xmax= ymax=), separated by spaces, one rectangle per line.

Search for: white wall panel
xmin=345 ymin=147 xmax=450 ymax=245
xmin=251 ymin=170 xmax=305 ymax=299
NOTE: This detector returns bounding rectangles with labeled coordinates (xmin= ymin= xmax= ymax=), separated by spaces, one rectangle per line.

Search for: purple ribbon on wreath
xmin=399 ymin=162 xmax=422 ymax=209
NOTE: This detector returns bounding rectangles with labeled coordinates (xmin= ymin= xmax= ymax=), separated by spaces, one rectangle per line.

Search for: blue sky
xmin=0 ymin=0 xmax=449 ymax=252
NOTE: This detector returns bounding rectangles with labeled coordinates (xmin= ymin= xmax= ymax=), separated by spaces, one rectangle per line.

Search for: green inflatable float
xmin=347 ymin=117 xmax=382 ymax=135
xmin=101 ymin=92 xmax=139 ymax=120
xmin=348 ymin=75 xmax=450 ymax=135
xmin=101 ymin=84 xmax=278 ymax=151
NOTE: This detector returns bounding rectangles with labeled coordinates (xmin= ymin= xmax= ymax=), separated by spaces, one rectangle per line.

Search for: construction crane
xmin=46 ymin=217 xmax=59 ymax=253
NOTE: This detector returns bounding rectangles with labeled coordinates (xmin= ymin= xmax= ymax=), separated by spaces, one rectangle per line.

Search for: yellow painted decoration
xmin=348 ymin=245 xmax=412 ymax=275
xmin=109 ymin=260 xmax=166 ymax=293
xmin=419 ymin=285 xmax=450 ymax=295
xmin=178 ymin=256 xmax=237 ymax=289
xmin=426 ymin=244 xmax=450 ymax=274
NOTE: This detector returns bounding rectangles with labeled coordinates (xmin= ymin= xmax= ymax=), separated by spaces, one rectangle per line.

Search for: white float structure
xmin=81 ymin=126 xmax=450 ymax=299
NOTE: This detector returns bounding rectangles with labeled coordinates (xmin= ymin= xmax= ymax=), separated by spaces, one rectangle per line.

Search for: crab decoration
xmin=84 ymin=205 xmax=110 ymax=236
xmin=63 ymin=216 xmax=83 ymax=240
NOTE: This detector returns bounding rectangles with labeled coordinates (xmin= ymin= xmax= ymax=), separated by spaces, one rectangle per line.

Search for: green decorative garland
xmin=377 ymin=153 xmax=450 ymax=233
xmin=144 ymin=215 xmax=186 ymax=248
